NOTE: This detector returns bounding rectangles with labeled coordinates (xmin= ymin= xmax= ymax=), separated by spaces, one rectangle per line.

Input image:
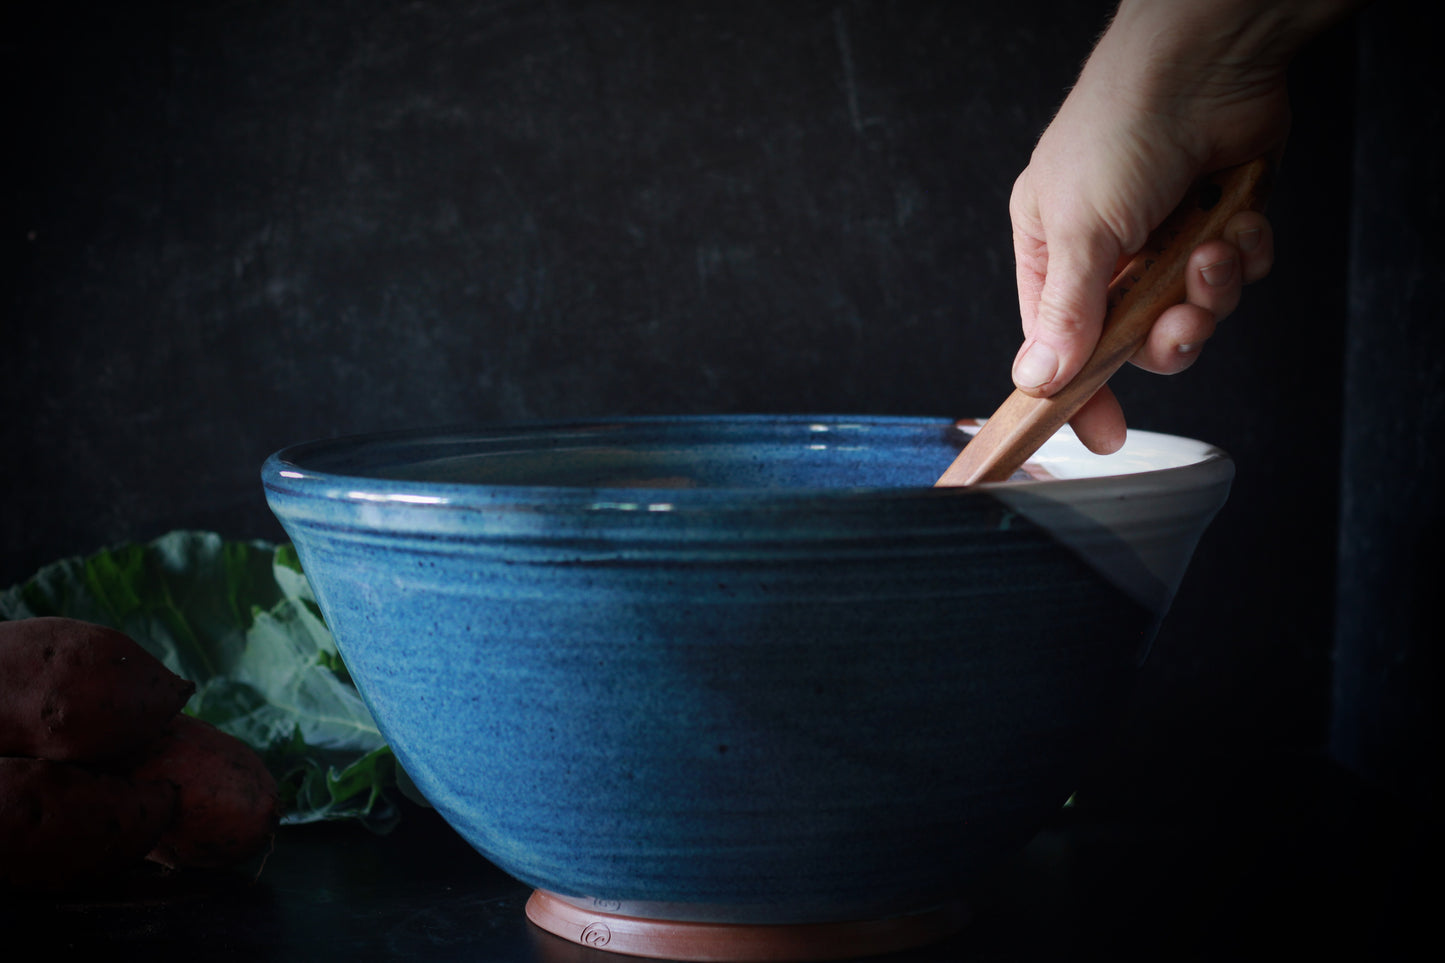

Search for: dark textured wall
xmin=1333 ymin=2 xmax=1443 ymax=809
xmin=7 ymin=1 xmax=1429 ymax=803
xmin=9 ymin=0 xmax=1109 ymax=567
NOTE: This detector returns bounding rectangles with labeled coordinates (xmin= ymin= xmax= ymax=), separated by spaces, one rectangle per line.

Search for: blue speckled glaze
xmin=262 ymin=415 xmax=1231 ymax=924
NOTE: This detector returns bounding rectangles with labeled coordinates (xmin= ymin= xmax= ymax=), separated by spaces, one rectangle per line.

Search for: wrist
xmin=1107 ymin=0 xmax=1355 ymax=68
xmin=1078 ymin=0 xmax=1356 ymax=161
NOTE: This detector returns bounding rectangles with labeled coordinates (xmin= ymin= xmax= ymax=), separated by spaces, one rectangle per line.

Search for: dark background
xmin=5 ymin=1 xmax=1438 ymax=815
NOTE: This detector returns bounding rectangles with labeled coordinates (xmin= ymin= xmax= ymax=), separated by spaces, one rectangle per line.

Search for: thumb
xmin=1012 ymin=224 xmax=1120 ymax=397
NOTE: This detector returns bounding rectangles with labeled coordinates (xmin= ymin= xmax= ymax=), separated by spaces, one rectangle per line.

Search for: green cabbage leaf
xmin=0 ymin=530 xmax=404 ymax=831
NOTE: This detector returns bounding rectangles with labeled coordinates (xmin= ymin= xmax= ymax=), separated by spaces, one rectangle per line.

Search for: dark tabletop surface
xmin=4 ymin=748 xmax=1430 ymax=962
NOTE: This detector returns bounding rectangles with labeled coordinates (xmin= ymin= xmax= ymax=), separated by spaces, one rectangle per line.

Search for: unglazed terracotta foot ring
xmin=525 ymin=889 xmax=970 ymax=961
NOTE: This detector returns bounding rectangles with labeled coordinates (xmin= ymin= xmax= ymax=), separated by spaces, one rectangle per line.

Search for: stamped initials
xmin=581 ymin=922 xmax=612 ymax=947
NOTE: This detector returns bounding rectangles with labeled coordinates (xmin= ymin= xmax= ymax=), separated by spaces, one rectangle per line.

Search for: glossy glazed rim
xmin=261 ymin=414 xmax=1232 ymax=511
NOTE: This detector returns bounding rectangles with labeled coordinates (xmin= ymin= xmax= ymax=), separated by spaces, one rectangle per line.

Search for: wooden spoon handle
xmin=936 ymin=157 xmax=1271 ymax=487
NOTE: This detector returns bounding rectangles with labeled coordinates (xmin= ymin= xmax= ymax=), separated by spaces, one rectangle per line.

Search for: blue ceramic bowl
xmin=262 ymin=415 xmax=1231 ymax=928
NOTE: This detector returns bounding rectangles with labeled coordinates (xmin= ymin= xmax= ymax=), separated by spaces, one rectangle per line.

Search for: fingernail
xmin=1013 ymin=341 xmax=1058 ymax=389
xmin=1178 ymin=342 xmax=1200 ymax=355
xmin=1237 ymin=228 xmax=1261 ymax=253
xmin=1202 ymin=258 xmax=1236 ymax=287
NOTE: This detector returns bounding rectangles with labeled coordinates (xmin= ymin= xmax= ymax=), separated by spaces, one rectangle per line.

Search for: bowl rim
xmin=261 ymin=414 xmax=1233 ymax=514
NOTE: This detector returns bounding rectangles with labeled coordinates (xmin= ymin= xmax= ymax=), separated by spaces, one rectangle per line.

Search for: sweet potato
xmin=0 ymin=617 xmax=195 ymax=762
xmin=0 ymin=757 xmax=178 ymax=892
xmin=131 ymin=714 xmax=280 ymax=869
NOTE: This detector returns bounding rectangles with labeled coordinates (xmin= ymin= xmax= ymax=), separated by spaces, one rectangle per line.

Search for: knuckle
xmin=1033 ymin=299 xmax=1094 ymax=339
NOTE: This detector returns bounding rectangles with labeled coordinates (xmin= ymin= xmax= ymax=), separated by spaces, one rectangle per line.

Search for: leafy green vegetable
xmin=0 ymin=530 xmax=404 ymax=831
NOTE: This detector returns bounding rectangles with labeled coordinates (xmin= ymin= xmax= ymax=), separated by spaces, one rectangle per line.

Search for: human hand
xmin=1008 ymin=0 xmax=1354 ymax=453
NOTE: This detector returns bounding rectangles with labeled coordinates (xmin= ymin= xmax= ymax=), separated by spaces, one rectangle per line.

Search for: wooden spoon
xmin=936 ymin=158 xmax=1270 ymax=487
